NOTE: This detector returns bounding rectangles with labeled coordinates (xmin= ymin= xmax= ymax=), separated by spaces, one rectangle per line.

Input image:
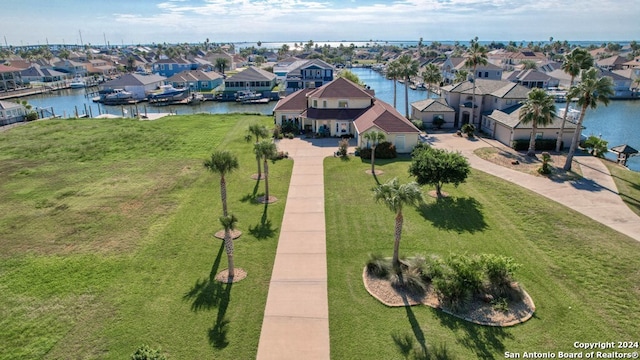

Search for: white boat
xmin=148 ymin=85 xmax=187 ymax=100
xmin=235 ymin=90 xmax=263 ymax=102
xmin=69 ymin=76 xmax=86 ymax=88
xmin=558 ymin=107 xmax=581 ymax=121
xmin=102 ymin=89 xmax=133 ymax=103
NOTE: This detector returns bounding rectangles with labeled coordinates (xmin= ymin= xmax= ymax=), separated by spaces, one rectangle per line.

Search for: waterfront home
xmin=223 ymin=66 xmax=277 ymax=94
xmin=86 ymin=59 xmax=117 ymax=76
xmin=483 ymin=103 xmax=578 ymax=150
xmin=440 ymin=78 xmax=530 ymax=128
xmin=410 ymin=98 xmax=456 ymax=129
xmin=20 ymin=65 xmax=66 ymax=83
xmin=205 ymin=52 xmax=236 ymax=71
xmin=0 ymin=100 xmax=27 ymax=126
xmin=502 ymin=50 xmax=548 ymax=67
xmin=597 ymin=55 xmax=628 ymax=71
xmin=99 ymin=73 xmax=166 ymax=100
xmin=273 ymin=77 xmax=420 ymax=153
xmin=442 ymin=57 xmax=502 ymax=84
xmin=166 ymin=70 xmax=223 ymax=91
xmin=505 ymin=69 xmax=560 ymax=89
xmin=0 ymin=64 xmax=25 ymax=91
xmin=152 ymin=57 xmax=211 ymax=77
xmin=53 ymin=59 xmax=87 ymax=76
xmin=284 ymin=59 xmax=334 ymax=94
xmin=598 ymin=69 xmax=633 ymax=98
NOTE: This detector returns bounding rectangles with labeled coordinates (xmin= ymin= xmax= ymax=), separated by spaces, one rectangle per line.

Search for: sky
xmin=3 ymin=0 xmax=638 ymax=47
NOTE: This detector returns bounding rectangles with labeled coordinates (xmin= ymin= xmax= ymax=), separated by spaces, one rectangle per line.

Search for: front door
xmin=336 ymin=121 xmax=350 ymax=136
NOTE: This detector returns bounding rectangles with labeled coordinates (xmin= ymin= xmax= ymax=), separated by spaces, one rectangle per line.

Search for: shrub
xmin=285 ymin=132 xmax=295 ymax=139
xmin=389 ymin=268 xmax=427 ymax=295
xmin=481 ymin=254 xmax=521 ymax=298
xmin=512 ymin=138 xmax=558 ymax=151
xmin=412 ymin=120 xmax=425 ymax=131
xmin=421 ymin=255 xmax=446 ymax=282
xmin=25 ymin=111 xmax=39 ymax=121
xmin=447 ymin=253 xmax=484 ymax=295
xmin=280 ymin=120 xmax=298 ymax=134
xmin=538 ymin=151 xmax=553 ymax=174
xmin=375 ymin=141 xmax=397 ymax=159
xmin=433 ymin=276 xmax=471 ymax=312
xmin=366 ymin=253 xmax=391 ymax=278
xmin=461 ymin=123 xmax=475 ymax=138
xmin=272 ymin=125 xmax=281 ymax=139
xmin=337 ymin=138 xmax=349 ymax=157
xmin=583 ymin=135 xmax=608 ymax=158
xmin=131 ymin=345 xmax=167 ymax=360
xmin=432 ymin=116 xmax=445 ymax=129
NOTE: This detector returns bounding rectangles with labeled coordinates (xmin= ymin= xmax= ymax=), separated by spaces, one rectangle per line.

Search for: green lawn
xmin=606 ymin=161 xmax=640 ymax=218
xmin=325 ymin=156 xmax=640 ymax=359
xmin=0 ymin=114 xmax=292 ymax=359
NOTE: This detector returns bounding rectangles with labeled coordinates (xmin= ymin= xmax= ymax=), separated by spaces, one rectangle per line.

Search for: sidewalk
xmin=428 ymin=133 xmax=640 ymax=242
xmin=256 ymin=138 xmax=340 ymax=360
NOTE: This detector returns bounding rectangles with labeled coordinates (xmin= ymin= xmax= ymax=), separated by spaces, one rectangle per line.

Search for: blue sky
xmin=3 ymin=0 xmax=638 ymax=46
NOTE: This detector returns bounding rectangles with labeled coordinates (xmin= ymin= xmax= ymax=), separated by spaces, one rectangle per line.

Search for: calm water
xmin=18 ymin=67 xmax=640 ymax=171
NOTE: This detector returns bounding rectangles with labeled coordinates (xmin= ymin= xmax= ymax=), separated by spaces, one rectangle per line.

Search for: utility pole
xmin=79 ymin=30 xmax=84 ymax=47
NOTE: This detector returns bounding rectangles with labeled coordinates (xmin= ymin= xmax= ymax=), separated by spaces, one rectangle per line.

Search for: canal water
xmin=17 ymin=67 xmax=640 ymax=171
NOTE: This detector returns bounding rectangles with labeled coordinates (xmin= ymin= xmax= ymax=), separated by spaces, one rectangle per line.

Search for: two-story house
xmin=223 ymin=66 xmax=277 ymax=99
xmin=53 ymin=59 xmax=87 ymax=76
xmin=152 ymin=58 xmax=202 ymax=77
xmin=442 ymin=57 xmax=503 ymax=84
xmin=0 ymin=64 xmax=24 ymax=91
xmin=284 ymin=59 xmax=334 ymax=94
xmin=274 ymin=77 xmax=420 ymax=153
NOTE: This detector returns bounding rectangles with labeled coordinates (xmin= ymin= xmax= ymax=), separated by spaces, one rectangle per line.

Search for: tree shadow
xmin=183 ymin=242 xmax=225 ymax=312
xmin=249 ymin=202 xmax=278 ymax=239
xmin=240 ymin=180 xmax=262 ymax=203
xmin=208 ymin=281 xmax=233 ymax=349
xmin=418 ymin=197 xmax=487 ymax=233
xmin=434 ymin=310 xmax=514 ymax=359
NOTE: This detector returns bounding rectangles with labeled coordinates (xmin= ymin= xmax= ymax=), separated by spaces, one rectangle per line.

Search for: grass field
xmin=0 ymin=114 xmax=292 ymax=359
xmin=325 ymin=156 xmax=640 ymax=359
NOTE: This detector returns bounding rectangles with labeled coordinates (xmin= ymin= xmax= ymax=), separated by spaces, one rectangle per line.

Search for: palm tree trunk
xmin=563 ymin=105 xmax=588 ymax=171
xmin=263 ymin=158 xmax=269 ymax=200
xmin=224 ymin=230 xmax=235 ymax=277
xmin=556 ymin=76 xmax=576 ymax=153
xmin=393 ymin=79 xmax=397 ymax=108
xmin=404 ymin=76 xmax=410 ymax=119
xmin=220 ymin=176 xmax=228 ymax=217
xmin=471 ymin=66 xmax=477 ymax=125
xmin=256 ymin=156 xmax=262 ymax=179
xmin=392 ymin=212 xmax=403 ymax=269
xmin=370 ymin=145 xmax=376 ymax=174
xmin=528 ymin=123 xmax=538 ymax=157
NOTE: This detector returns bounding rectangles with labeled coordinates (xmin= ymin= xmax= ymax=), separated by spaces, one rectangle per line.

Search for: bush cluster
xmin=366 ymin=253 xmax=522 ymax=313
xmin=512 ymin=138 xmax=558 ymax=151
xmin=357 ymin=141 xmax=397 ymax=159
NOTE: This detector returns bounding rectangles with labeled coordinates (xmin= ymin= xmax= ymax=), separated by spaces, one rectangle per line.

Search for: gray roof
xmin=444 ymin=79 xmax=530 ymax=99
xmin=411 ymin=98 xmax=455 ymax=112
xmin=227 ymin=66 xmax=276 ymax=82
xmin=488 ymin=104 xmax=579 ymax=130
xmin=104 ymin=73 xmax=166 ymax=87
xmin=0 ymin=100 xmax=24 ymax=110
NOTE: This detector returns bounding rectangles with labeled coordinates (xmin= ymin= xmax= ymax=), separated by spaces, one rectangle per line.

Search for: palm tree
xmin=220 ymin=214 xmax=238 ymax=279
xmin=363 ymin=131 xmax=386 ymax=175
xmin=204 ymin=150 xmax=239 ymax=217
xmin=254 ymin=140 xmax=278 ymax=203
xmin=555 ymin=48 xmax=594 ymax=152
xmin=563 ymin=68 xmax=614 ymax=171
xmin=215 ymin=57 xmax=229 ymax=75
xmin=386 ymin=60 xmax=401 ymax=108
xmin=397 ymin=54 xmax=420 ymax=118
xmin=421 ymin=63 xmax=442 ymax=99
xmin=246 ymin=124 xmax=270 ymax=179
xmin=464 ymin=38 xmax=488 ymax=125
xmin=373 ymin=178 xmax=423 ymax=271
xmin=454 ymin=69 xmax=469 ymax=84
xmin=519 ymin=88 xmax=557 ymax=157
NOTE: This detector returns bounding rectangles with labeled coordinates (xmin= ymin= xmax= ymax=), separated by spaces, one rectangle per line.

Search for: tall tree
xmin=464 ymin=38 xmax=488 ymax=125
xmin=215 ymin=57 xmax=229 ymax=75
xmin=254 ymin=140 xmax=278 ymax=202
xmin=555 ymin=48 xmax=594 ymax=152
xmin=454 ymin=69 xmax=469 ymax=84
xmin=204 ymin=150 xmax=240 ymax=217
xmin=397 ymin=54 xmax=420 ymax=118
xmin=519 ymin=88 xmax=557 ymax=156
xmin=408 ymin=145 xmax=470 ymax=199
xmin=563 ymin=68 xmax=614 ymax=171
xmin=421 ymin=63 xmax=442 ymax=99
xmin=246 ymin=124 xmax=270 ymax=179
xmin=220 ymin=214 xmax=238 ymax=278
xmin=363 ymin=130 xmax=386 ymax=176
xmin=373 ymin=178 xmax=423 ymax=270
xmin=386 ymin=60 xmax=401 ymax=108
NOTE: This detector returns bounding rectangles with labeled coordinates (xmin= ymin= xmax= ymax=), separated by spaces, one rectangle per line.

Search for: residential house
xmin=483 ymin=103 xmax=578 ymax=149
xmin=86 ymin=58 xmax=117 ymax=76
xmin=152 ymin=58 xmax=203 ymax=77
xmin=99 ymin=73 xmax=166 ymax=100
xmin=0 ymin=100 xmax=26 ymax=126
xmin=166 ymin=70 xmax=223 ymax=91
xmin=442 ymin=57 xmax=502 ymax=84
xmin=410 ymin=98 xmax=456 ymax=129
xmin=20 ymin=65 xmax=66 ymax=83
xmin=505 ymin=69 xmax=560 ymax=89
xmin=596 ymin=55 xmax=628 ymax=71
xmin=502 ymin=50 xmax=548 ymax=67
xmin=0 ymin=64 xmax=25 ymax=91
xmin=206 ymin=52 xmax=236 ymax=71
xmin=598 ymin=69 xmax=633 ymax=98
xmin=223 ymin=66 xmax=277 ymax=95
xmin=273 ymin=77 xmax=421 ymax=153
xmin=284 ymin=59 xmax=334 ymax=94
xmin=53 ymin=59 xmax=88 ymax=76
xmin=440 ymin=78 xmax=531 ymax=129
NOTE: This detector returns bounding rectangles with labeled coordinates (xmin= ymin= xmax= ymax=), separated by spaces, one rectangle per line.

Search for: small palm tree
xmin=519 ymin=88 xmax=557 ymax=157
xmin=421 ymin=63 xmax=442 ymax=99
xmin=204 ymin=150 xmax=239 ymax=217
xmin=254 ymin=140 xmax=278 ymax=203
xmin=464 ymin=38 xmax=488 ymax=125
xmin=363 ymin=130 xmax=386 ymax=175
xmin=220 ymin=214 xmax=238 ymax=279
xmin=246 ymin=124 xmax=270 ymax=179
xmin=555 ymin=48 xmax=594 ymax=152
xmin=386 ymin=60 xmax=401 ymax=108
xmin=397 ymin=54 xmax=420 ymax=118
xmin=563 ymin=68 xmax=614 ymax=171
xmin=373 ymin=178 xmax=423 ymax=271
xmin=454 ymin=69 xmax=469 ymax=84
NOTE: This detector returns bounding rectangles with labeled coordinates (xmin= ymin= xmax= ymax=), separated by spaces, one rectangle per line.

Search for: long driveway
xmin=256 ymin=138 xmax=341 ymax=360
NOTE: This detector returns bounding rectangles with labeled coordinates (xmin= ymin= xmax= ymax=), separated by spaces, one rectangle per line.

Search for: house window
xmin=338 ymin=100 xmax=348 ymax=108
xmin=313 ymin=99 xmax=318 ymax=108
xmin=485 ymin=72 xmax=488 ymax=77
xmin=477 ymin=72 xmax=482 ymax=78
xmin=323 ymin=100 xmax=327 ymax=108
xmin=536 ymin=132 xmax=543 ymax=139
xmin=281 ymin=115 xmax=286 ymax=122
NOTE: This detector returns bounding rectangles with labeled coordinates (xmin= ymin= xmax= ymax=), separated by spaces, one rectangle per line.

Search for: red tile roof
xmin=307 ymin=77 xmax=374 ymax=99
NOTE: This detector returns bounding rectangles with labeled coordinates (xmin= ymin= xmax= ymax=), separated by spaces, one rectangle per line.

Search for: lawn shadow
xmin=208 ymin=281 xmax=233 ymax=349
xmin=418 ymin=196 xmax=487 ymax=233
xmin=183 ymin=242 xmax=225 ymax=312
xmin=249 ymin=202 xmax=278 ymax=239
xmin=434 ymin=310 xmax=514 ymax=359
xmin=240 ymin=180 xmax=262 ymax=203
